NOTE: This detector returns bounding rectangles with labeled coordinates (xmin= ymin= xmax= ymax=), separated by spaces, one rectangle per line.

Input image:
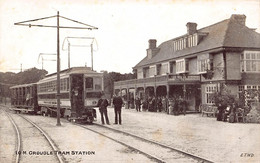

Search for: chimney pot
xmin=231 ymin=14 xmax=246 ymax=26
xmin=186 ymin=22 xmax=197 ymax=35
xmin=148 ymin=39 xmax=157 ymax=49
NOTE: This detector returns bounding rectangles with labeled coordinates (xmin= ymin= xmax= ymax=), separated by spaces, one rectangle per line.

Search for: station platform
xmin=95 ymin=106 xmax=260 ymax=163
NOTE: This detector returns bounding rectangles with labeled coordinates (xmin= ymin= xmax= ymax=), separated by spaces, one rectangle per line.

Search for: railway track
xmin=1 ymin=104 xmax=214 ymax=162
xmin=2 ymin=107 xmax=64 ymax=163
xmin=77 ymin=122 xmax=214 ymax=163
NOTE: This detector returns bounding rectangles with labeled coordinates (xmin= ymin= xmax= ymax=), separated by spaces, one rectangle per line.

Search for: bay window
xmin=198 ymin=59 xmax=213 ymax=73
xmin=241 ymin=51 xmax=260 ymax=72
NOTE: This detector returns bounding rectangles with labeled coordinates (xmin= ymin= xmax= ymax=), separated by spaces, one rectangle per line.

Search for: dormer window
xmin=173 ymin=34 xmax=198 ymax=52
xmin=187 ymin=34 xmax=198 ymax=47
xmin=176 ymin=59 xmax=189 ymax=74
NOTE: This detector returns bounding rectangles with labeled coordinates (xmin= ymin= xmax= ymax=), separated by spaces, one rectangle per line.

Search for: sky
xmin=0 ymin=0 xmax=259 ymax=74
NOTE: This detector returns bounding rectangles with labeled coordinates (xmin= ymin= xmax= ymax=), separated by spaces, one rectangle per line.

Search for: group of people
xmin=97 ymin=94 xmax=188 ymax=125
xmin=216 ymin=103 xmax=239 ymax=123
xmin=135 ymin=96 xmax=166 ymax=112
xmin=97 ymin=93 xmax=124 ymax=125
xmin=135 ymin=95 xmax=187 ymax=115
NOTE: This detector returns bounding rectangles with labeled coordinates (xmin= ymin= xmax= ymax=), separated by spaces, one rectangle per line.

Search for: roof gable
xmin=134 ymin=16 xmax=260 ymax=69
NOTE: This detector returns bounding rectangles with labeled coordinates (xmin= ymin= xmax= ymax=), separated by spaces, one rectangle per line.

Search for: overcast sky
xmin=0 ymin=0 xmax=259 ymax=74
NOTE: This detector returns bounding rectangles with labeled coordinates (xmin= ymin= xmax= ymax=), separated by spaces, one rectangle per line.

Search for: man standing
xmin=97 ymin=94 xmax=110 ymax=125
xmin=113 ymin=93 xmax=123 ymax=125
xmin=135 ymin=96 xmax=141 ymax=112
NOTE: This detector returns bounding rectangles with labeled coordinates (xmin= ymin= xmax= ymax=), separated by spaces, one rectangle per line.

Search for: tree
xmin=209 ymin=84 xmax=237 ymax=107
xmin=0 ymin=67 xmax=48 ymax=99
xmin=103 ymin=71 xmax=135 ymax=98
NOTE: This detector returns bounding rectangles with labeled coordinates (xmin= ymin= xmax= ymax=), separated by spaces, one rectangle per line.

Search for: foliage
xmin=0 ymin=67 xmax=47 ymax=85
xmin=209 ymin=84 xmax=237 ymax=107
xmin=103 ymin=71 xmax=135 ymax=98
xmin=239 ymin=89 xmax=260 ymax=108
xmin=0 ymin=68 xmax=47 ymax=98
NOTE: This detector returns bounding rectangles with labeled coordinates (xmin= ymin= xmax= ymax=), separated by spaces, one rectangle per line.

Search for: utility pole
xmin=56 ymin=11 xmax=61 ymax=126
xmin=14 ymin=12 xmax=98 ymax=126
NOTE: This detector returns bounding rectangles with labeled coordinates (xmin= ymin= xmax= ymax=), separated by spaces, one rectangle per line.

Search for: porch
xmin=114 ymin=74 xmax=201 ymax=111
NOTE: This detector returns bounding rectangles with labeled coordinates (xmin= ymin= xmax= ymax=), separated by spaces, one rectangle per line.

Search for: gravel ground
xmin=0 ymin=110 xmax=16 ymax=163
xmin=11 ymin=114 xmax=59 ymax=163
xmin=22 ymin=114 xmax=155 ymax=163
xmin=95 ymin=106 xmax=260 ymax=163
xmin=1 ymin=103 xmax=259 ymax=163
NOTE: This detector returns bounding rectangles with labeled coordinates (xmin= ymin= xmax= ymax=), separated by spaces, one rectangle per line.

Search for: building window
xmin=143 ymin=67 xmax=149 ymax=78
xmin=176 ymin=59 xmax=189 ymax=74
xmin=149 ymin=66 xmax=156 ymax=77
xmin=156 ymin=64 xmax=161 ymax=75
xmin=137 ymin=68 xmax=143 ymax=79
xmin=238 ymin=85 xmax=245 ymax=92
xmin=205 ymin=85 xmax=217 ymax=104
xmin=241 ymin=51 xmax=260 ymax=72
xmin=161 ymin=63 xmax=168 ymax=75
xmin=169 ymin=61 xmax=175 ymax=73
xmin=198 ymin=59 xmax=213 ymax=73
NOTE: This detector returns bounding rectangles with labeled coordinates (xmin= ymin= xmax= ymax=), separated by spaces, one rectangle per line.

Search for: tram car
xmin=10 ymin=83 xmax=39 ymax=114
xmin=37 ymin=67 xmax=103 ymax=123
xmin=10 ymin=67 xmax=104 ymax=123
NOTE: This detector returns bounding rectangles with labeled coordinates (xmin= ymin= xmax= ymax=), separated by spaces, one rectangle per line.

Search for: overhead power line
xmin=14 ymin=15 xmax=98 ymax=30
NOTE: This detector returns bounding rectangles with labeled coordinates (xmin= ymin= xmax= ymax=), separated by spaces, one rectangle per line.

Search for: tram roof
xmin=45 ymin=67 xmax=102 ymax=77
xmin=38 ymin=67 xmax=103 ymax=83
xmin=10 ymin=83 xmax=37 ymax=89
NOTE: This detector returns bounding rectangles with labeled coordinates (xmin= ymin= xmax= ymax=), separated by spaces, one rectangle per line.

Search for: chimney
xmin=231 ymin=14 xmax=246 ymax=26
xmin=186 ymin=22 xmax=197 ymax=35
xmin=147 ymin=39 xmax=159 ymax=59
xmin=148 ymin=39 xmax=157 ymax=49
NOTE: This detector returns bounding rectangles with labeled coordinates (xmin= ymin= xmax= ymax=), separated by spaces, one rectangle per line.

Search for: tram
xmin=10 ymin=67 xmax=104 ymax=123
xmin=10 ymin=83 xmax=39 ymax=114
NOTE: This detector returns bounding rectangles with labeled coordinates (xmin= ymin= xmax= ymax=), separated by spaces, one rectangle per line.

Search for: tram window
xmin=85 ymin=77 xmax=93 ymax=89
xmin=94 ymin=78 xmax=102 ymax=90
xmin=95 ymin=84 xmax=101 ymax=90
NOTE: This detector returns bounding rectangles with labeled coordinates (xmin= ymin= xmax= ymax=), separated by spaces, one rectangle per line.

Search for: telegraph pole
xmin=56 ymin=11 xmax=61 ymax=126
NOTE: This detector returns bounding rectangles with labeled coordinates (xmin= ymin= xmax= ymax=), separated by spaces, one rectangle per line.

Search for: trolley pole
xmin=91 ymin=43 xmax=93 ymax=70
xmin=68 ymin=42 xmax=70 ymax=69
xmin=56 ymin=11 xmax=61 ymax=126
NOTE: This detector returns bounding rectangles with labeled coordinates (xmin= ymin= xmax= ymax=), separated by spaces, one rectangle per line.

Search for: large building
xmin=114 ymin=14 xmax=260 ymax=111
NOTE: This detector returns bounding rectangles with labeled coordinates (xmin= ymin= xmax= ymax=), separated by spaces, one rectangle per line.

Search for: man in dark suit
xmin=97 ymin=94 xmax=110 ymax=125
xmin=113 ymin=93 xmax=123 ymax=125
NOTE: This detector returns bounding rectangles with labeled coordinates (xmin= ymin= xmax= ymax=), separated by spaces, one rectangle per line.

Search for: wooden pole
xmin=56 ymin=11 xmax=61 ymax=126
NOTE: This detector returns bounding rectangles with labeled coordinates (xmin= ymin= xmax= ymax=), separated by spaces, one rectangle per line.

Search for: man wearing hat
xmin=97 ymin=93 xmax=110 ymax=125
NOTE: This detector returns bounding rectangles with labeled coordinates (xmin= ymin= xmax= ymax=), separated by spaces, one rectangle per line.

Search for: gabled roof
xmin=134 ymin=15 xmax=260 ymax=69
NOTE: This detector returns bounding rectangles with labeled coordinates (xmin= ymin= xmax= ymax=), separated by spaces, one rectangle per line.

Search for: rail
xmin=75 ymin=122 xmax=213 ymax=163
